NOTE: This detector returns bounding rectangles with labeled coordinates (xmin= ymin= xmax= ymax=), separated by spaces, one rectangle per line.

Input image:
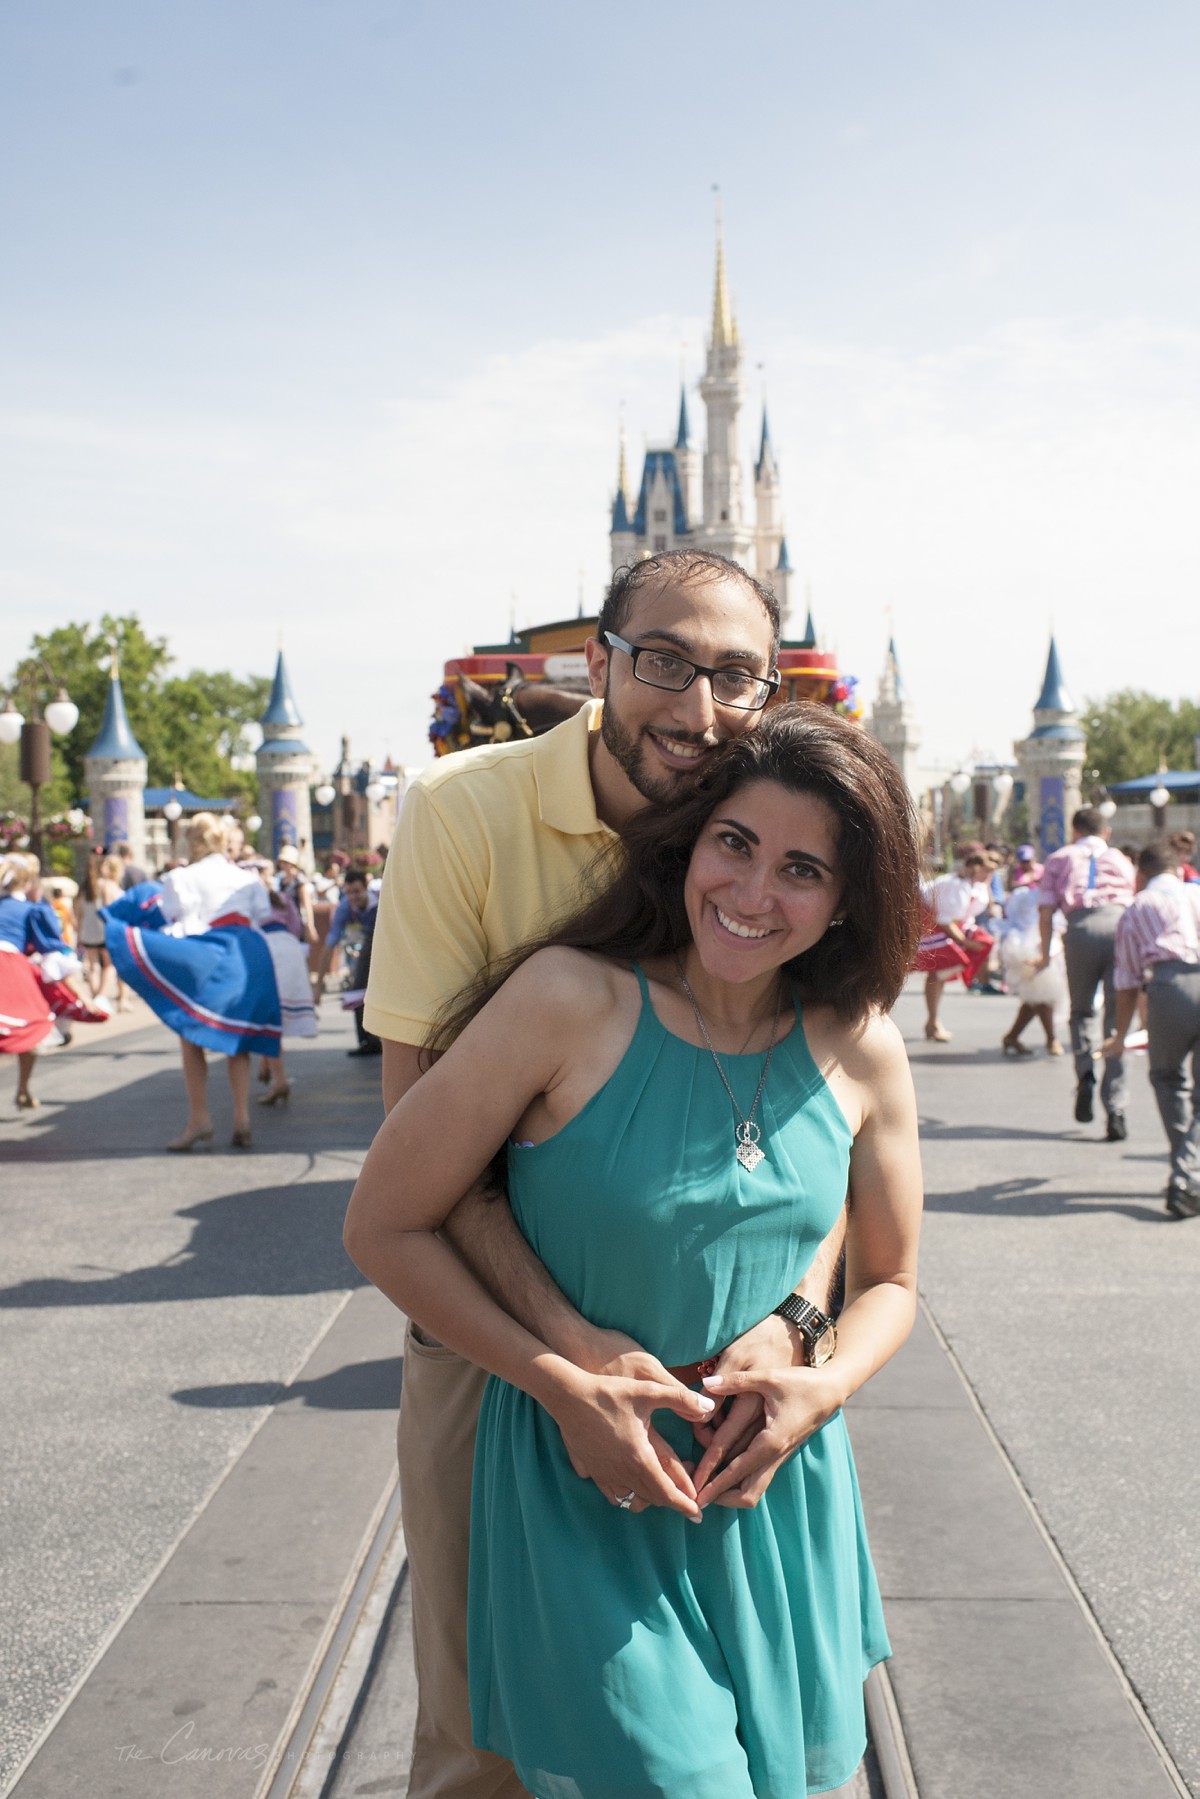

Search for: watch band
xmin=773 ymin=1294 xmax=837 ymax=1364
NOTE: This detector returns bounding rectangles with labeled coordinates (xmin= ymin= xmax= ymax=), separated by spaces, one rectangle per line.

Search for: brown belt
xmin=666 ymin=1356 xmax=720 ymax=1388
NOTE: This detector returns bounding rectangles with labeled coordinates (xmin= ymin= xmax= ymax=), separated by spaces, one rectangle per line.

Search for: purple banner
xmin=1039 ymin=776 xmax=1065 ymax=856
xmin=102 ymin=794 xmax=130 ymax=848
xmin=272 ymin=787 xmax=300 ymax=860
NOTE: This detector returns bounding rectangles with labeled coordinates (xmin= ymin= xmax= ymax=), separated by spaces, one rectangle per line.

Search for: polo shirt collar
xmin=532 ymin=699 xmax=612 ymax=836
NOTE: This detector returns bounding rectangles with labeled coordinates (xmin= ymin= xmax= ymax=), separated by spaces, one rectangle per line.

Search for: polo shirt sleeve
xmin=363 ymin=778 xmax=489 ymax=1045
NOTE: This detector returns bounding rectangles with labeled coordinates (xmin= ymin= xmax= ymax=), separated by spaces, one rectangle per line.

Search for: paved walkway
xmin=2 ymin=982 xmax=1195 ymax=1797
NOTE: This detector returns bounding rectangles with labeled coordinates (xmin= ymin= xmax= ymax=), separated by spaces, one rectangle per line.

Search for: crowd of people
xmin=916 ymin=819 xmax=1200 ymax=1211
xmin=2 ymin=822 xmax=383 ymax=1140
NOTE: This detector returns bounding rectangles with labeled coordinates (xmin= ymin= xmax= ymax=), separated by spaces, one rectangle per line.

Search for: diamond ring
xmin=616 ymin=1490 xmax=636 ymax=1510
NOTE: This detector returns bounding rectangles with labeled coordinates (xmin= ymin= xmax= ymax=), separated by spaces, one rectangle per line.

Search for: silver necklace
xmin=674 ymin=956 xmax=785 ymax=1173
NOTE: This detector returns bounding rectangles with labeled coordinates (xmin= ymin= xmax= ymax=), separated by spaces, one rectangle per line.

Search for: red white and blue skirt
xmin=913 ymin=923 xmax=994 ymax=985
xmin=0 ymin=944 xmax=56 ymax=1055
xmin=105 ymin=891 xmax=286 ymax=1059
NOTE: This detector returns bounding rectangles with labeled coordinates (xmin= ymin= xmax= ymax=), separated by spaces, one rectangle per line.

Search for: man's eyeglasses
xmin=603 ymin=632 xmax=779 ymax=713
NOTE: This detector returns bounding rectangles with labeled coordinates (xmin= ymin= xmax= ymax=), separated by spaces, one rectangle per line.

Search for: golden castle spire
xmin=710 ymin=199 xmax=737 ymax=349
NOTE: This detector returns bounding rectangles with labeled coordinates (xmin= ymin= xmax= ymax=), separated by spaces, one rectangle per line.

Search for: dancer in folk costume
xmin=0 ymin=852 xmax=108 ymax=1109
xmin=913 ymin=847 xmax=995 ymax=1042
xmin=997 ymin=873 xmax=1066 ymax=1057
xmin=103 ymin=813 xmax=316 ymax=1150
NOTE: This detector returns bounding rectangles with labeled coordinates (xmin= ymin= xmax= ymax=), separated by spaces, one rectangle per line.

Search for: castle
xmin=610 ymin=223 xmax=794 ymax=632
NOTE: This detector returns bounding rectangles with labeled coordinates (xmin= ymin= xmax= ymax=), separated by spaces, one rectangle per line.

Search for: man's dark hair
xmin=1073 ymin=805 xmax=1104 ymax=837
xmin=345 ymin=866 xmax=370 ymax=889
xmin=597 ymin=551 xmax=781 ymax=665
xmin=429 ymin=703 xmax=923 ymax=1065
xmin=1138 ymin=839 xmax=1179 ymax=880
xmin=1170 ymin=829 xmax=1196 ymax=857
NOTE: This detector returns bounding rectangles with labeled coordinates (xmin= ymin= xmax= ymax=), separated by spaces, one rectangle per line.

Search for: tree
xmin=1082 ymin=690 xmax=1200 ymax=790
xmin=6 ymin=616 xmax=270 ymax=806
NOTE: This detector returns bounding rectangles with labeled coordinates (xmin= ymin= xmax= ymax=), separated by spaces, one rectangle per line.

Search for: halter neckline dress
xmin=468 ymin=964 xmax=890 ymax=1799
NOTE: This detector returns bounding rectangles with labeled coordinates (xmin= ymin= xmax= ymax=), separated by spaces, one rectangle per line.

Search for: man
xmin=113 ymin=840 xmax=147 ymax=890
xmin=363 ymin=550 xmax=845 ymax=1799
xmin=1036 ymin=805 xmax=1135 ymax=1138
xmin=1103 ymin=840 xmax=1200 ymax=1217
xmin=314 ymin=866 xmax=380 ymax=1056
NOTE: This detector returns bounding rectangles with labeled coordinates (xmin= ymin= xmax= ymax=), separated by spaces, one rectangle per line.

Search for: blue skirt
xmin=105 ymin=888 xmax=282 ymax=1058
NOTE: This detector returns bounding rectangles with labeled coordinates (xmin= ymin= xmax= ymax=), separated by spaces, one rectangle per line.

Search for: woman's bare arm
xmin=694 ymin=1011 xmax=923 ymax=1507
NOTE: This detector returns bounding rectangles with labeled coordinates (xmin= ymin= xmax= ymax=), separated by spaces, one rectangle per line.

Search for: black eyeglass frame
xmin=603 ymin=632 xmax=780 ymax=713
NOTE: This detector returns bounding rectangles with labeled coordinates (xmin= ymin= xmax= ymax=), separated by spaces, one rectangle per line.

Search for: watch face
xmin=809 ymin=1324 xmax=837 ymax=1368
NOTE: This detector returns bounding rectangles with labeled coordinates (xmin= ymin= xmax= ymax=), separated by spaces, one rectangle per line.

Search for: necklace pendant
xmin=735 ymin=1122 xmax=765 ymax=1172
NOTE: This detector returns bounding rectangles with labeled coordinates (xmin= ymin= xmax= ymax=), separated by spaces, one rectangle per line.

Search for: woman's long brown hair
xmin=425 ymin=703 xmax=923 ymax=1065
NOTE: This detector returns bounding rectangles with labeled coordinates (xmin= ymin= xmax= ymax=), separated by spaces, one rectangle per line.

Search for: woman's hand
xmin=690 ymin=1312 xmax=805 ymax=1490
xmin=691 ymin=1366 xmax=845 ymax=1510
xmin=543 ymin=1367 xmax=716 ymax=1522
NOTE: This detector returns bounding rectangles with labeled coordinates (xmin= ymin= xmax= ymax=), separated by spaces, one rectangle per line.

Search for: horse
xmin=457 ymin=663 xmax=591 ymax=745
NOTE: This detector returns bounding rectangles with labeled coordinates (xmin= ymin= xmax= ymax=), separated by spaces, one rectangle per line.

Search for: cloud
xmin=3 ymin=313 xmax=1198 ymax=776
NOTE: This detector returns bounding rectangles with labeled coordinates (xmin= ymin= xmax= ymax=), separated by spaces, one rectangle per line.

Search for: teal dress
xmin=468 ymin=966 xmax=890 ymax=1799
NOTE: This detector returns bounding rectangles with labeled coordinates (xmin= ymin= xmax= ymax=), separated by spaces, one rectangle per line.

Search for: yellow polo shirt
xmin=363 ymin=700 xmax=615 ymax=1045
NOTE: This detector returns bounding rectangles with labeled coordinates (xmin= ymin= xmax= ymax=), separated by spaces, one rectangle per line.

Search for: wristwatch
xmin=773 ymin=1294 xmax=838 ymax=1368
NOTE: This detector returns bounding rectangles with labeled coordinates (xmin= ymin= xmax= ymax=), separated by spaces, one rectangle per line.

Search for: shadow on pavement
xmin=0 ymin=1179 xmax=366 ymax=1306
xmin=923 ymin=1175 xmax=1171 ymax=1224
xmin=172 ymin=1355 xmax=404 ymax=1412
xmin=0 ymin=1040 xmax=384 ymax=1162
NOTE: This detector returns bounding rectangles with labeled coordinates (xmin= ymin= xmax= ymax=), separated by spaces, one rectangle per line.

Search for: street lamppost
xmin=0 ymin=663 xmax=80 ymax=862
xmin=1149 ymin=759 xmax=1171 ymax=830
xmin=948 ymin=770 xmax=971 ymax=859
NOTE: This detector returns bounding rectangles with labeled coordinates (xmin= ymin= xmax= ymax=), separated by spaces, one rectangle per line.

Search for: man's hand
xmin=1101 ymin=1032 xmax=1126 ymax=1060
xmin=692 ymin=1366 xmax=844 ymax=1510
xmin=543 ymin=1368 xmax=717 ymax=1521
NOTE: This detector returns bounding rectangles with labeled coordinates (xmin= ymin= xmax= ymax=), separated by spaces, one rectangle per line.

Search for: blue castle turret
xmin=255 ymin=649 xmax=318 ymax=869
xmin=84 ymin=660 xmax=148 ymax=860
xmin=1014 ymin=637 xmax=1086 ymax=855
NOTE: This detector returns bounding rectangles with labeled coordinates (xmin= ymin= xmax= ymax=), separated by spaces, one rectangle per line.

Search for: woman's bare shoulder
xmin=803 ymin=1001 xmax=909 ymax=1080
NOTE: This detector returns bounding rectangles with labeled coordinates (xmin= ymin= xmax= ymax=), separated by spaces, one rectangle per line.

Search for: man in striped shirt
xmin=1036 ymin=806 xmax=1135 ymax=1138
xmin=1104 ymin=840 xmax=1200 ymax=1217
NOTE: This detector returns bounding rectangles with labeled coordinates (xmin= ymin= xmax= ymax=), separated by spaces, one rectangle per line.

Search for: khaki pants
xmin=397 ymin=1322 xmax=533 ymax=1799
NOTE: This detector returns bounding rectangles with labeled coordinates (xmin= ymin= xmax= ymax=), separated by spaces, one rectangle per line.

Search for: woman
xmin=1 ymin=853 xmax=58 ymax=1108
xmin=251 ymin=858 xmax=310 ymax=1105
xmin=104 ymin=813 xmax=316 ymax=1149
xmin=346 ymin=706 xmax=924 ymax=1798
xmin=275 ymin=844 xmax=317 ymax=945
xmin=1 ymin=853 xmax=106 ymax=1108
xmin=913 ymin=846 xmax=995 ymax=1041
xmin=998 ymin=861 xmax=1065 ymax=1056
xmin=76 ymin=853 xmax=124 ymax=1002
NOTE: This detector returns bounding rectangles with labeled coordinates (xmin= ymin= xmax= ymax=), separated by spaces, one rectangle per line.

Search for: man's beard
xmin=600 ymin=702 xmax=711 ymax=806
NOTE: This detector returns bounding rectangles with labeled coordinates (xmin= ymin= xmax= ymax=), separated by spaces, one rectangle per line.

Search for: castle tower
xmin=1014 ymin=638 xmax=1086 ymax=855
xmin=609 ymin=424 xmax=637 ymax=571
xmin=753 ymin=404 xmax=783 ymax=581
xmin=696 ymin=219 xmax=754 ymax=565
xmin=84 ymin=658 xmax=148 ymax=863
xmin=674 ymin=383 xmax=701 ymax=527
xmin=868 ymin=637 xmax=921 ymax=796
xmin=255 ymin=649 xmax=318 ymax=871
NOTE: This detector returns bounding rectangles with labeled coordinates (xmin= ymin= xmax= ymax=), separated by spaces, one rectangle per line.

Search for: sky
xmin=2 ymin=0 xmax=1198 ymax=781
